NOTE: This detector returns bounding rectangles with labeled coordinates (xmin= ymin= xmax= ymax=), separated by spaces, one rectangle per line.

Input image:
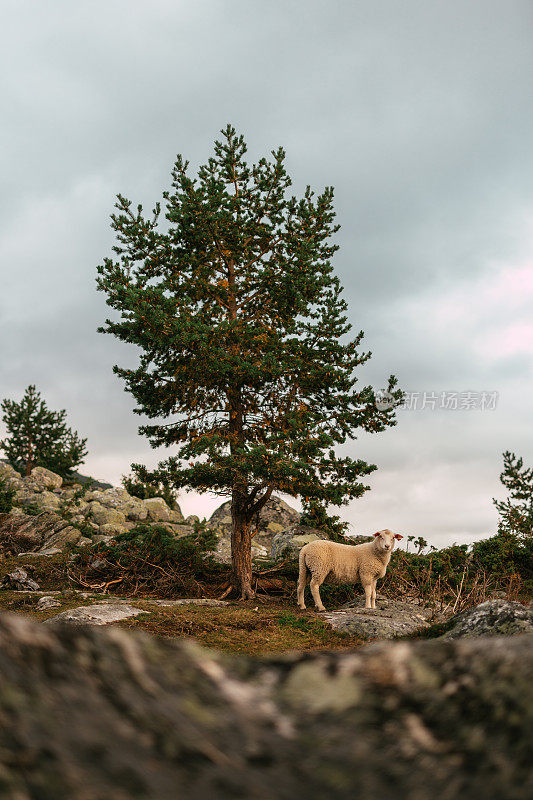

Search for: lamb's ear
xmin=394 ymin=534 xmax=403 ymax=540
xmin=373 ymin=532 xmax=381 ymax=537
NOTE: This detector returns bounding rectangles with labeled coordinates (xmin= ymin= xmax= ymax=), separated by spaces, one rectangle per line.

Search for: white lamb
xmin=297 ymin=529 xmax=403 ymax=611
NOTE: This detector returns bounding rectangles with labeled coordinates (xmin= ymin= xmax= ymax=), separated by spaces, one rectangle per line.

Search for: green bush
xmin=108 ymin=522 xmax=218 ymax=570
xmin=382 ymin=534 xmax=532 ymax=608
xmin=74 ymin=521 xmax=222 ymax=597
xmin=472 ymin=531 xmax=533 ymax=582
xmin=23 ymin=504 xmax=43 ymax=517
xmin=0 ymin=477 xmax=15 ymax=513
xmin=122 ymin=473 xmax=178 ymax=510
xmin=391 ymin=543 xmax=470 ymax=586
xmin=300 ymin=500 xmax=350 ymax=542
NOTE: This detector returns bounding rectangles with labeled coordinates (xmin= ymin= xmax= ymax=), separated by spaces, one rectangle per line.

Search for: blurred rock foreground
xmin=0 ymin=611 xmax=531 ymax=799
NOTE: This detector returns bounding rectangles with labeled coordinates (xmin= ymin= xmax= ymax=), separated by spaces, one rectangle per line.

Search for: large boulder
xmin=209 ymin=495 xmax=300 ymax=549
xmin=324 ymin=595 xmax=434 ymax=639
xmin=271 ymin=524 xmax=329 ymax=561
xmin=29 ymin=467 xmax=63 ymax=491
xmin=0 ymin=511 xmax=82 ymax=554
xmin=98 ymin=522 xmax=129 ymax=536
xmin=213 ymin=534 xmax=268 ymax=564
xmin=143 ymin=496 xmax=171 ymax=521
xmin=0 ymin=612 xmax=531 ymax=799
xmin=88 ymin=502 xmax=127 ymax=527
xmin=14 ymin=488 xmax=62 ymax=513
xmin=85 ymin=488 xmax=148 ymax=521
xmin=143 ymin=497 xmax=184 ymax=523
xmin=442 ymin=599 xmax=533 ymax=639
xmin=0 ymin=462 xmax=24 ymax=490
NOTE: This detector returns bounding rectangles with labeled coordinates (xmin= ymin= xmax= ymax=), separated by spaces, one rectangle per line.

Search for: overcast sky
xmin=1 ymin=1 xmax=532 ymax=547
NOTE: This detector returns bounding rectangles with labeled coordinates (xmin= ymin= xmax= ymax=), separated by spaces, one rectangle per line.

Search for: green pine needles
xmin=494 ymin=451 xmax=533 ymax=538
xmin=1 ymin=385 xmax=88 ymax=478
xmin=96 ymin=125 xmax=402 ymax=597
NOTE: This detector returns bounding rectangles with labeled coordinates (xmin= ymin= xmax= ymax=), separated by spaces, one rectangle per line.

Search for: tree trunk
xmin=230 ymin=503 xmax=254 ymax=599
xmin=25 ymin=432 xmax=33 ymax=476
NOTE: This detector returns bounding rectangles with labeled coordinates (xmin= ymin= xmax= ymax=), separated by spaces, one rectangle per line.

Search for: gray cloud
xmin=1 ymin=0 xmax=532 ymax=545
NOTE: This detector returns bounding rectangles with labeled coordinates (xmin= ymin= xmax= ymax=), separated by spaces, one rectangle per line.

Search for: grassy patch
xmin=0 ymin=589 xmax=105 ymax=621
xmin=0 ymin=590 xmax=363 ymax=655
xmin=119 ymin=601 xmax=363 ymax=655
xmin=0 ymin=552 xmax=71 ymax=591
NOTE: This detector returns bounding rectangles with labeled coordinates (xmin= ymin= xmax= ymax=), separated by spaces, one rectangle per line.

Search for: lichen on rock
xmin=442 ymin=599 xmax=533 ymax=639
xmin=0 ymin=612 xmax=531 ymax=799
xmin=270 ymin=525 xmax=329 ymax=561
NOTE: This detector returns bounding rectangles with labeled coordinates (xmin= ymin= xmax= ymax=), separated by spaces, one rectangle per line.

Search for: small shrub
xmin=380 ymin=534 xmax=529 ymax=612
xmin=122 ymin=473 xmax=178 ymax=510
xmin=0 ymin=478 xmax=15 ymax=513
xmin=72 ymin=521 xmax=222 ymax=597
xmin=109 ymin=522 xmax=218 ymax=569
xmin=472 ymin=531 xmax=533 ymax=581
xmin=23 ymin=503 xmax=43 ymax=517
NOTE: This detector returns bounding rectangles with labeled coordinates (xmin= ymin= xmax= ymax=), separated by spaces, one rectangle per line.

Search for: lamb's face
xmin=373 ymin=529 xmax=403 ymax=552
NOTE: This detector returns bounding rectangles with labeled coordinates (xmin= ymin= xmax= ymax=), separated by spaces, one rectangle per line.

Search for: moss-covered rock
xmin=15 ymin=488 xmax=62 ymax=512
xmin=443 ymin=599 xmax=533 ymax=639
xmin=0 ymin=612 xmax=531 ymax=799
xmin=29 ymin=466 xmax=63 ymax=491
xmin=0 ymin=511 xmax=82 ymax=554
xmin=88 ymin=501 xmax=127 ymax=527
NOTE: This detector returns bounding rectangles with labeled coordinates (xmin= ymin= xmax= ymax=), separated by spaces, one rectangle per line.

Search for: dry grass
xmin=120 ymin=600 xmax=363 ymax=655
xmin=380 ymin=551 xmax=525 ymax=614
xmin=0 ymin=590 xmax=363 ymax=655
xmin=0 ymin=551 xmax=70 ymax=590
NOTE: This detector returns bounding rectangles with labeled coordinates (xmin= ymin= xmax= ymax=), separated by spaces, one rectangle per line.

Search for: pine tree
xmin=494 ymin=451 xmax=533 ymax=537
xmin=1 ymin=385 xmax=88 ymax=477
xmin=96 ymin=125 xmax=402 ymax=598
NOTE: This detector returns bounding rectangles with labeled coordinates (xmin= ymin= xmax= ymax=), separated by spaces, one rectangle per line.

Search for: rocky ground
xmin=0 ymin=462 xmax=321 ymax=563
xmin=325 ymin=594 xmax=436 ymax=638
xmin=0 ymin=609 xmax=532 ymax=799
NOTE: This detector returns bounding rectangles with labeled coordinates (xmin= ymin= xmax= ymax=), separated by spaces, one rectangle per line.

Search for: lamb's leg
xmin=297 ymin=557 xmax=307 ymax=610
xmin=371 ymin=579 xmax=377 ymax=609
xmin=361 ymin=575 xmax=373 ymax=609
xmin=310 ymin=577 xmax=326 ymax=612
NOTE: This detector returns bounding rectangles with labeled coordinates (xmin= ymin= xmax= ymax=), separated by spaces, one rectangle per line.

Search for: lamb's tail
xmin=297 ymin=546 xmax=308 ymax=608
